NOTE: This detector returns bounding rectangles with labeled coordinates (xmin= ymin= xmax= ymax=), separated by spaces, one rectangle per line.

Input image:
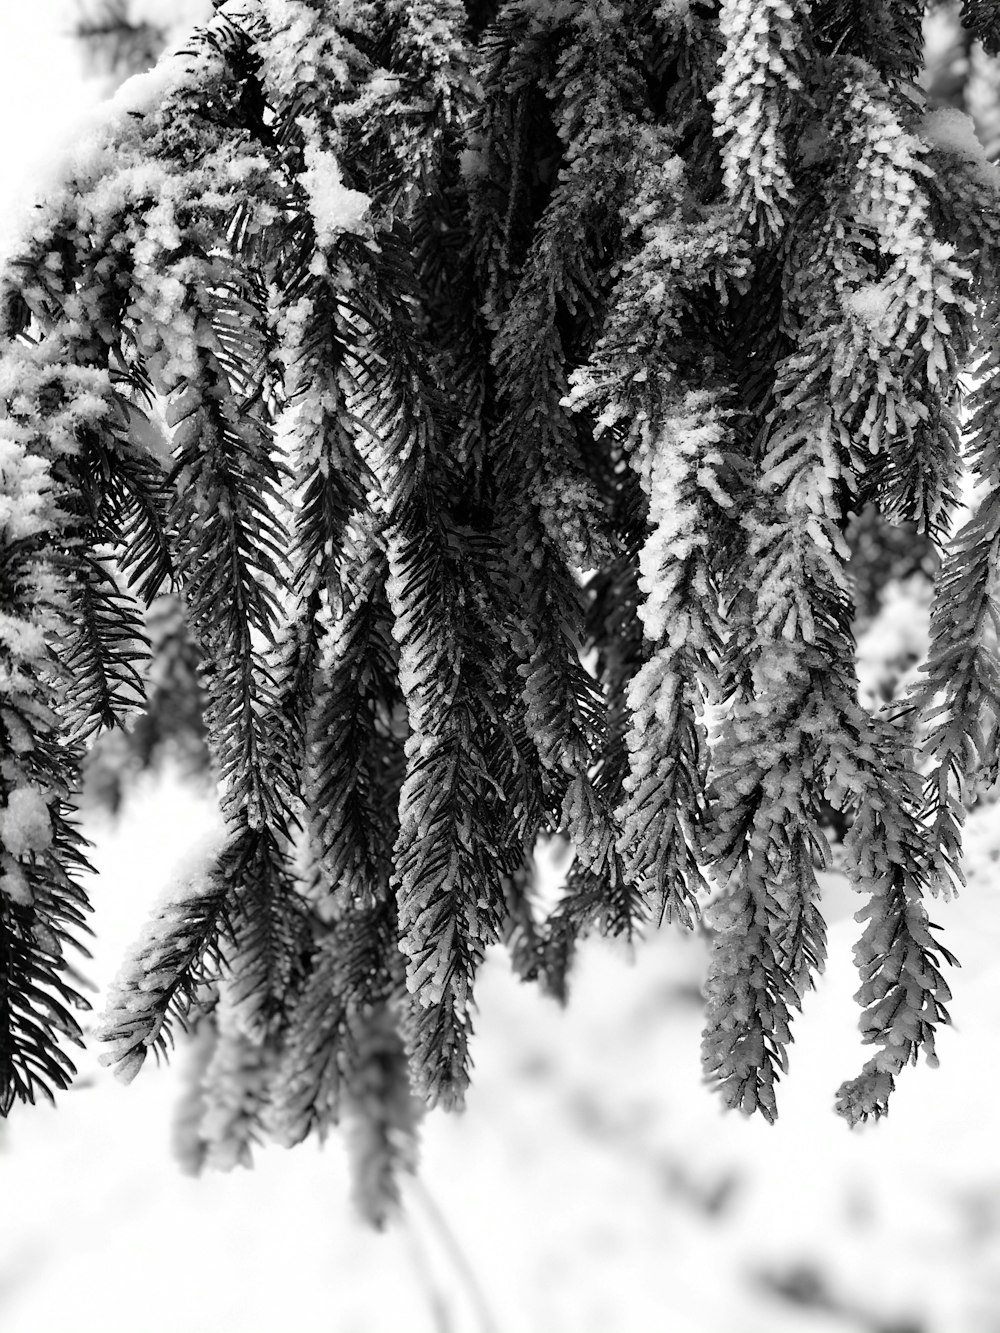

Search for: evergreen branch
xmin=836 ymin=729 xmax=959 ymax=1123
xmin=193 ymin=981 xmax=277 ymax=1170
xmin=304 ymin=532 xmax=404 ymax=912
xmin=479 ymin=13 xmax=655 ymax=836
xmin=0 ymin=358 xmax=103 ymax=1115
xmin=701 ymin=852 xmax=799 ymax=1123
xmin=343 ymin=1003 xmax=420 ymax=1230
xmin=835 ymin=879 xmax=957 ymax=1126
xmin=140 ymin=243 xmax=295 ymax=831
xmin=82 ymin=592 xmax=211 ymax=813
xmin=274 ymin=258 xmax=373 ymax=618
xmin=698 ymin=337 xmax=868 ymax=1114
xmin=563 ymin=153 xmax=750 ymax=948
xmin=220 ymin=821 xmax=311 ymax=1040
xmin=962 ymin=0 xmax=1000 ymax=57
xmin=388 ymin=512 xmax=512 ymax=1106
xmin=825 ymin=67 xmax=975 ymax=538
xmin=266 ymin=236 xmax=379 ymax=797
xmin=810 ymin=0 xmax=924 ymax=82
xmin=3 ymin=0 xmax=1000 ymax=1159
xmin=614 ymin=388 xmax=733 ymax=927
xmin=268 ymin=902 xmax=397 ymax=1147
xmin=538 ymin=444 xmax=652 ymax=996
xmin=58 ymin=552 xmax=149 ymax=739
xmin=619 ymin=657 xmax=710 ymax=926
xmin=709 ymin=0 xmax=810 ymax=240
xmin=908 ymin=320 xmax=1000 ymax=895
xmin=0 ymin=851 xmax=91 ymax=1115
xmin=70 ymin=375 xmax=175 ymax=605
xmin=470 ymin=6 xmax=565 ymax=321
xmin=548 ymin=772 xmax=647 ymax=964
xmin=703 ymin=700 xmax=830 ymax=1119
xmin=0 ymin=720 xmax=93 ymax=1115
xmin=488 ymin=0 xmax=643 ymax=570
xmin=98 ymin=864 xmax=230 ymax=1081
xmin=317 ymin=220 xmax=526 ymax=1105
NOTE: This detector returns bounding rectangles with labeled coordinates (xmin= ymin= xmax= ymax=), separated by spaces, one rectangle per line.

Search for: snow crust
xmin=300 ymin=139 xmax=372 ymax=245
xmin=844 ymin=282 xmax=893 ymax=335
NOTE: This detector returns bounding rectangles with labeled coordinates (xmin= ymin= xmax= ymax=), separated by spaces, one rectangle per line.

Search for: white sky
xmin=0 ymin=2 xmax=101 ymax=258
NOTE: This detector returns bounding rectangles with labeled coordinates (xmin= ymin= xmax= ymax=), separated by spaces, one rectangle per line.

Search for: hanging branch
xmin=2 ymin=0 xmax=1000 ymax=1159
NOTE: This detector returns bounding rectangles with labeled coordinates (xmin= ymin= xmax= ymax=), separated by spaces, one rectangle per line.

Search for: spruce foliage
xmin=2 ymin=0 xmax=1000 ymax=1219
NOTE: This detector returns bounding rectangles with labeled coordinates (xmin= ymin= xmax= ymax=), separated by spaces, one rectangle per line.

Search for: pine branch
xmin=267 ymin=900 xmax=401 ymax=1150
xmin=80 ymin=379 xmax=175 ymax=605
xmin=810 ymin=0 xmax=924 ymax=82
xmin=82 ymin=593 xmax=211 ymax=815
xmin=826 ymin=67 xmax=973 ymax=537
xmin=0 ymin=353 xmax=110 ymax=1113
xmin=908 ymin=305 xmax=1000 ymax=895
xmin=304 ymin=532 xmax=404 ymax=913
xmin=59 ymin=553 xmax=149 ymax=739
xmin=98 ymin=862 xmax=229 ymax=1081
xmin=835 ymin=723 xmax=959 ymax=1124
xmin=4 ymin=0 xmax=1000 ymax=1160
xmin=538 ymin=442 xmax=650 ymax=997
xmin=217 ymin=821 xmax=310 ymax=1040
xmin=700 ymin=332 xmax=863 ymax=1112
xmin=193 ymin=979 xmax=277 ymax=1170
xmin=563 ymin=150 xmax=750 ymax=954
xmin=701 ymin=853 xmax=800 ymax=1123
xmin=0 ymin=732 xmax=93 ymax=1114
xmin=962 ymin=0 xmax=1000 ymax=56
xmin=709 ymin=0 xmax=810 ymax=241
xmin=343 ymin=1004 xmax=420 ymax=1229
xmin=388 ymin=506 xmax=513 ymax=1105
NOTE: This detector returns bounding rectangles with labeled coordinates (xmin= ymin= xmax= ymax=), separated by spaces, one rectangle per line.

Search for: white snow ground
xmin=2 ymin=777 xmax=1000 ymax=1333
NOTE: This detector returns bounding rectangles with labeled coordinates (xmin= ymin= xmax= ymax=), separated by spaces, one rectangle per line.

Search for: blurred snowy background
xmin=2 ymin=5 xmax=1000 ymax=1332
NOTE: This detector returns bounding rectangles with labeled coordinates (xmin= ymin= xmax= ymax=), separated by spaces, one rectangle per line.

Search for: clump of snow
xmin=0 ymin=785 xmax=52 ymax=856
xmin=920 ymin=107 xmax=998 ymax=186
xmin=458 ymin=147 xmax=486 ymax=180
xmin=111 ymin=51 xmax=198 ymax=117
xmin=0 ymin=609 xmax=47 ymax=662
xmin=844 ymin=282 xmax=894 ymax=339
xmin=299 ymin=138 xmax=371 ymax=246
xmin=258 ymin=0 xmax=351 ymax=121
xmin=156 ymin=824 xmax=229 ymax=906
xmin=0 ymin=435 xmax=53 ymax=542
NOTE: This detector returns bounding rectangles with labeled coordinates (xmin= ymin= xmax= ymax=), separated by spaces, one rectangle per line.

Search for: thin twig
xmin=399 ymin=1199 xmax=454 ymax=1333
xmin=406 ymin=1174 xmax=500 ymax=1333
